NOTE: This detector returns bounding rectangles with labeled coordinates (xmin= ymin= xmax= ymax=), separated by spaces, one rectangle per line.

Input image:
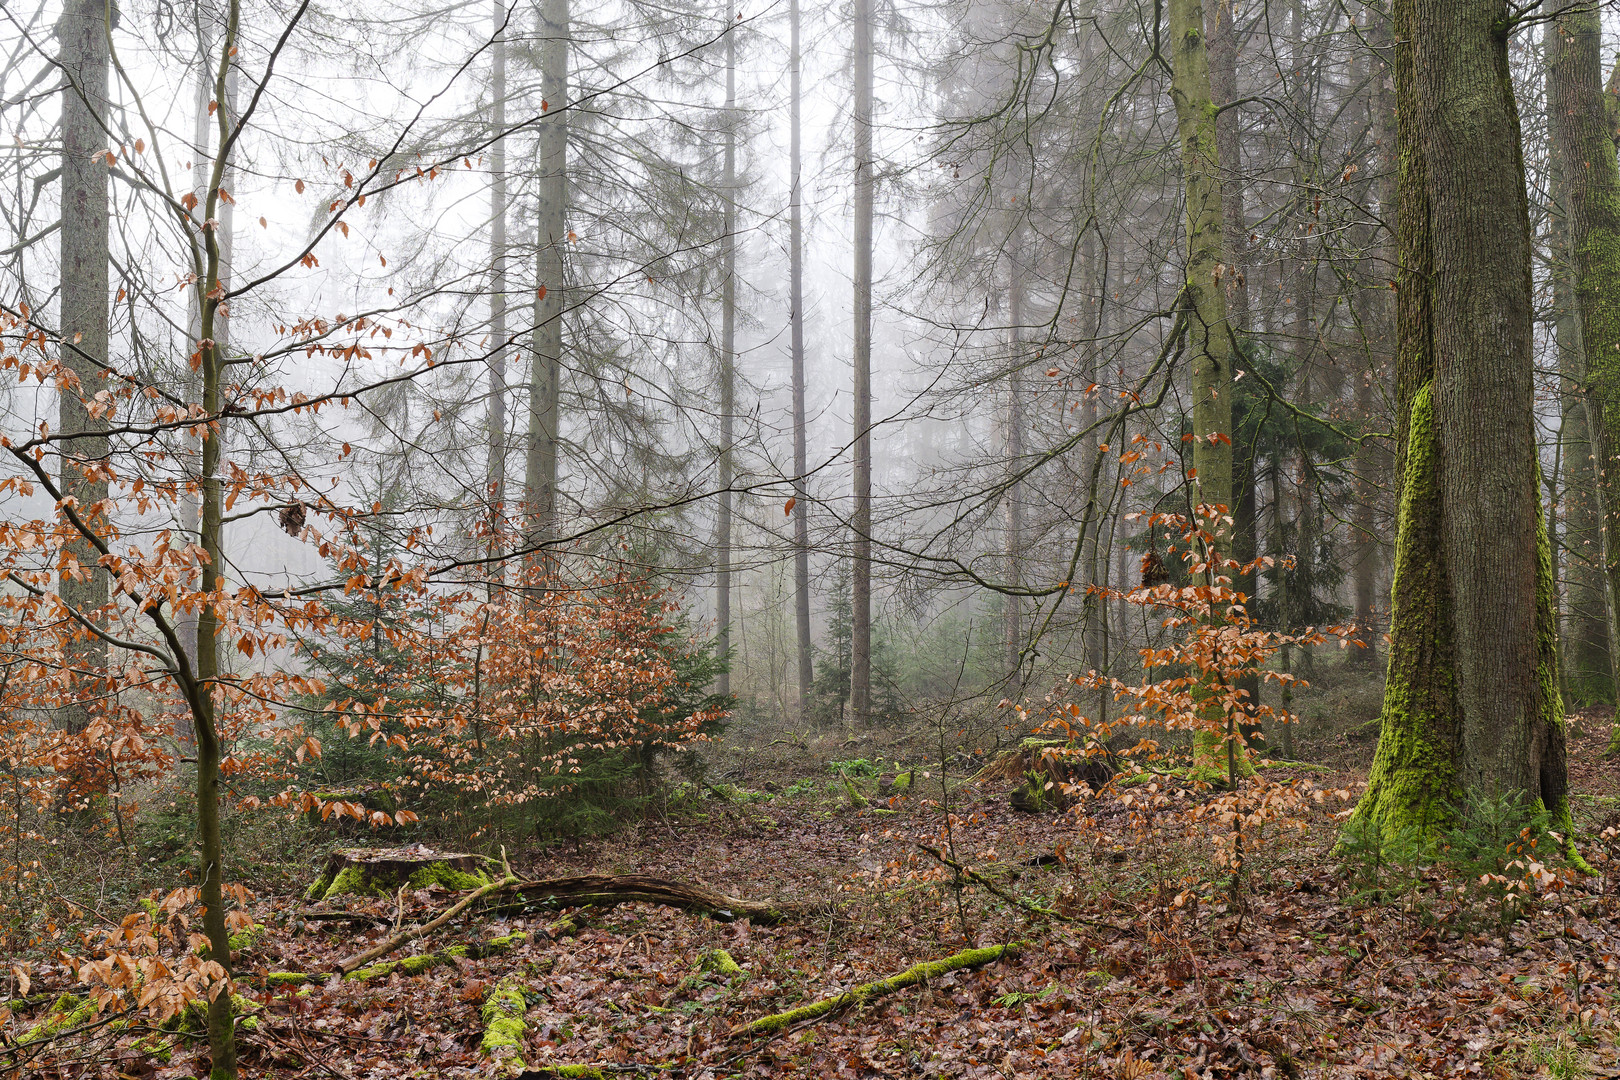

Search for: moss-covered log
xmin=727 ymin=943 xmax=1021 ymax=1037
xmin=481 ymin=977 xmax=529 ymax=1072
xmin=304 ymin=846 xmax=492 ymax=902
xmin=496 ymin=874 xmax=804 ymax=924
xmin=335 ymin=853 xmax=515 ymax=975
xmin=262 ymin=924 xmax=559 ymax=988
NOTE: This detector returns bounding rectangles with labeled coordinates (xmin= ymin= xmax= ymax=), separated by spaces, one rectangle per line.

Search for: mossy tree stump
xmin=305 ymin=846 xmax=492 ymax=902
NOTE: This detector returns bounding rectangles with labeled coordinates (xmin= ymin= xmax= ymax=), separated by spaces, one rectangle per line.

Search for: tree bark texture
xmin=1352 ymin=0 xmax=1573 ymax=845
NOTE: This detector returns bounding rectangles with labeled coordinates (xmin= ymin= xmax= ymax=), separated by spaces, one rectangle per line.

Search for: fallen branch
xmin=495 ymin=873 xmax=804 ymax=924
xmin=727 ymin=943 xmax=1021 ymax=1037
xmin=335 ymin=848 xmax=516 ymax=976
xmin=917 ymin=844 xmax=1127 ymax=931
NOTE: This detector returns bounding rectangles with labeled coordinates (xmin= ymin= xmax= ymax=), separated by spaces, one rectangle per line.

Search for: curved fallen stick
xmin=727 ymin=943 xmax=1022 ymax=1038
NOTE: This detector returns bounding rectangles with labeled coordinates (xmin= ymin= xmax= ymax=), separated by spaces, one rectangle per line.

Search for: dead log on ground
xmin=495 ymin=874 xmax=804 ymax=924
xmin=334 ymin=849 xmax=516 ymax=975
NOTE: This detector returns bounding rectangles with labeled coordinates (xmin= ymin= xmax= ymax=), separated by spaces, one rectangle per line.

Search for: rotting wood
xmin=305 ymin=844 xmax=493 ymax=903
xmin=727 ymin=943 xmax=1021 ymax=1037
xmin=494 ymin=873 xmax=805 ymax=924
xmin=334 ymin=849 xmax=515 ymax=975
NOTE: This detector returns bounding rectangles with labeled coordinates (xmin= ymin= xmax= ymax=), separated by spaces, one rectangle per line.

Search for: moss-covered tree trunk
xmin=1167 ymin=0 xmax=1241 ymax=783
xmin=1350 ymin=0 xmax=1574 ymax=848
xmin=1548 ymin=1 xmax=1620 ymax=747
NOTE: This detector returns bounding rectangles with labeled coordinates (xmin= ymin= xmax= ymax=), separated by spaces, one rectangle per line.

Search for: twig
xmin=333 ymin=847 xmax=515 ymax=976
xmin=916 ymin=844 xmax=1128 ymax=932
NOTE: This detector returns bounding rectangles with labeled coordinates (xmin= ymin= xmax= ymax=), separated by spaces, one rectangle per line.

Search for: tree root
xmin=727 ymin=943 xmax=1021 ymax=1037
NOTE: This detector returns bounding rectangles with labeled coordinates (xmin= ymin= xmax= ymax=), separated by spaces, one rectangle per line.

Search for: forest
xmin=3 ymin=0 xmax=1620 ymax=1076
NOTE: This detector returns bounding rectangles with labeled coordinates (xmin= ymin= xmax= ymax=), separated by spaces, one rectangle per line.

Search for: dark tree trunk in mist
xmin=790 ymin=0 xmax=813 ymax=724
xmin=1351 ymin=1 xmax=1394 ymax=667
xmin=1549 ymin=0 xmax=1620 ymax=743
xmin=526 ymin=0 xmax=568 ymax=560
xmin=1206 ymin=0 xmax=1261 ymax=741
xmin=56 ymin=0 xmax=111 ymax=738
xmin=850 ymin=0 xmax=874 ymax=725
xmin=715 ymin=7 xmax=736 ymax=699
xmin=1350 ymin=0 xmax=1575 ymax=851
xmin=1003 ymin=239 xmax=1025 ymax=680
xmin=489 ymin=0 xmax=510 ymax=552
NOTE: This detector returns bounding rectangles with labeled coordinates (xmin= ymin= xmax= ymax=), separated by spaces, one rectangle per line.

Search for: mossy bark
xmin=1350 ymin=0 xmax=1577 ymax=856
xmin=1351 ymin=386 xmax=1461 ymax=838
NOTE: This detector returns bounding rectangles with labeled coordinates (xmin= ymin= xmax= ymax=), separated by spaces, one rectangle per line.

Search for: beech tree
xmin=1547 ymin=0 xmax=1620 ymax=749
xmin=1350 ymin=0 xmax=1575 ymax=847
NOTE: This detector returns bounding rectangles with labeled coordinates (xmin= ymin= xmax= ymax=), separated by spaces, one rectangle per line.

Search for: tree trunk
xmin=489 ymin=0 xmax=509 ymax=550
xmin=789 ymin=0 xmax=813 ymax=725
xmin=1351 ymin=1 xmax=1395 ymax=667
xmin=1004 ymin=242 xmax=1025 ymax=680
xmin=1206 ymin=0 xmax=1262 ymax=739
xmin=56 ymin=0 xmax=111 ymax=743
xmin=1545 ymin=8 xmax=1613 ymax=708
xmin=1548 ymin=0 xmax=1620 ymax=747
xmin=526 ymin=0 xmax=568 ymax=560
xmin=1350 ymin=0 xmax=1573 ymax=847
xmin=1167 ymin=0 xmax=1238 ymax=782
xmin=189 ymin=6 xmax=245 ymax=1072
xmin=1205 ymin=0 xmax=1248 ymax=329
xmin=850 ymin=0 xmax=873 ymax=725
xmin=715 ymin=6 xmax=736 ymax=699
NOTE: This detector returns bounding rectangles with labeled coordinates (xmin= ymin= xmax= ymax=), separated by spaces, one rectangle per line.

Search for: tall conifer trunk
xmin=716 ymin=7 xmax=736 ymax=698
xmin=489 ymin=0 xmax=509 ymax=551
xmin=1004 ymin=239 xmax=1025 ymax=679
xmin=526 ymin=0 xmax=568 ymax=560
xmin=850 ymin=0 xmax=873 ymax=724
xmin=789 ymin=0 xmax=813 ymax=724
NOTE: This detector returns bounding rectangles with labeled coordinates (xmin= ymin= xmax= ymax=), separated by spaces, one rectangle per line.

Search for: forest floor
xmin=5 ymin=703 xmax=1620 ymax=1079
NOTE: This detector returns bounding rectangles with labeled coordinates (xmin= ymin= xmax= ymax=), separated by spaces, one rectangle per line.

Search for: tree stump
xmin=305 ymin=844 xmax=493 ymax=902
xmin=973 ymin=738 xmax=1116 ymax=812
